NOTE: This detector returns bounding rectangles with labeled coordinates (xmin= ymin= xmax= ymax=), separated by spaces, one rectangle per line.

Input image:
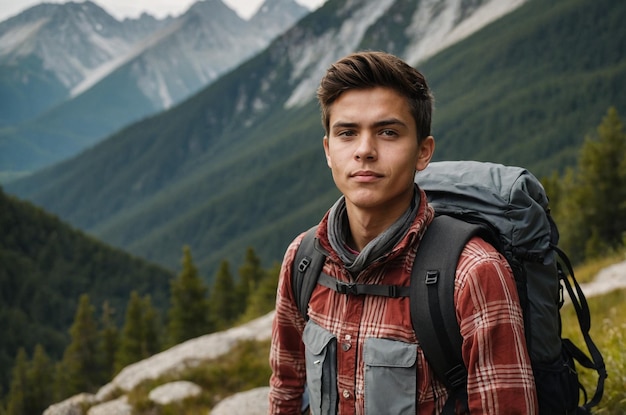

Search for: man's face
xmin=323 ymin=87 xmax=433 ymax=218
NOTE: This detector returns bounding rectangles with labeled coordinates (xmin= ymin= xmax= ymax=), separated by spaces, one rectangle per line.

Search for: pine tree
xmin=27 ymin=344 xmax=54 ymax=414
xmin=52 ymin=360 xmax=70 ymax=403
xmin=240 ymin=262 xmax=280 ymax=322
xmin=6 ymin=348 xmax=27 ymax=415
xmin=58 ymin=294 xmax=100 ymax=397
xmin=548 ymin=107 xmax=626 ymax=262
xmin=115 ymin=291 xmax=144 ymax=372
xmin=99 ymin=301 xmax=119 ymax=382
xmin=574 ymin=107 xmax=626 ymax=258
xmin=550 ymin=167 xmax=584 ymax=259
xmin=141 ymin=295 xmax=161 ymax=357
xmin=210 ymin=260 xmax=239 ymax=330
xmin=235 ymin=247 xmax=265 ymax=315
xmin=167 ymin=246 xmax=212 ymax=346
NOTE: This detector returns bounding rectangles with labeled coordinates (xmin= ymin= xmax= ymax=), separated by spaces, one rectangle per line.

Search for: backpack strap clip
xmin=298 ymin=256 xmax=312 ymax=273
xmin=335 ymin=280 xmax=358 ymax=295
xmin=425 ymin=270 xmax=440 ymax=285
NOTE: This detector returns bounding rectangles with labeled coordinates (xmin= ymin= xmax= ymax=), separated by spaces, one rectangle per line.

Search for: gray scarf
xmin=327 ymin=186 xmax=420 ymax=275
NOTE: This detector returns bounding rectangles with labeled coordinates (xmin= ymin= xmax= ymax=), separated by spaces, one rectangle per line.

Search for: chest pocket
xmin=303 ymin=320 xmax=338 ymax=415
xmin=363 ymin=337 xmax=417 ymax=414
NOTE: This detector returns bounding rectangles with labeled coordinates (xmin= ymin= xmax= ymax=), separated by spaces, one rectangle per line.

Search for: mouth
xmin=350 ymin=170 xmax=384 ymax=182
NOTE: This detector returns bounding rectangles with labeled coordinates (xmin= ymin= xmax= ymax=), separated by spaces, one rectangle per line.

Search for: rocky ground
xmin=44 ymin=260 xmax=626 ymax=415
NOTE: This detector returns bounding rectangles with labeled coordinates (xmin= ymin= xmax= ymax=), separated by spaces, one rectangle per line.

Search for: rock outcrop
xmin=44 ymin=311 xmax=274 ymax=415
xmin=211 ymin=387 xmax=270 ymax=415
xmin=148 ymin=381 xmax=203 ymax=405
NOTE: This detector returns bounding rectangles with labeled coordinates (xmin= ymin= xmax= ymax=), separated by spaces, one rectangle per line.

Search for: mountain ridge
xmin=6 ymin=0 xmax=532 ymax=275
xmin=6 ymin=0 xmax=626 ymax=279
xmin=0 ymin=0 xmax=308 ymax=178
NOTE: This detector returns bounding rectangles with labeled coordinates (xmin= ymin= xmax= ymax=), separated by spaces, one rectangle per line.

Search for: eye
xmin=380 ymin=129 xmax=398 ymax=137
xmin=336 ymin=129 xmax=357 ymax=138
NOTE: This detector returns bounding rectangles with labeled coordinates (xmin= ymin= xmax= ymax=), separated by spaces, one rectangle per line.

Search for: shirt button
xmin=341 ymin=342 xmax=351 ymax=351
xmin=343 ymin=390 xmax=351 ymax=399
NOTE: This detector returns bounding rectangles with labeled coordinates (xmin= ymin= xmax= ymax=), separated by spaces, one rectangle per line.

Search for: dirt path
xmin=578 ymin=259 xmax=626 ymax=298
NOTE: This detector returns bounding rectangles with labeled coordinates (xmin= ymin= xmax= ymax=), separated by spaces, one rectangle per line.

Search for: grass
xmin=562 ymin=289 xmax=626 ymax=413
xmin=124 ymin=339 xmax=272 ymax=414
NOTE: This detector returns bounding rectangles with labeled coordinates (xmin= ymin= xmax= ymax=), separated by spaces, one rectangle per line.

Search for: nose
xmin=354 ymin=134 xmax=377 ymax=161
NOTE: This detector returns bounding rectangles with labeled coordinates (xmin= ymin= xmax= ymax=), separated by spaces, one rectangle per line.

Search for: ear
xmin=416 ymin=135 xmax=435 ymax=171
xmin=323 ymin=136 xmax=332 ymax=168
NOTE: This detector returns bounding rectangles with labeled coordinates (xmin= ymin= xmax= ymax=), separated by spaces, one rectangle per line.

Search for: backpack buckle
xmin=336 ymin=281 xmax=358 ymax=295
xmin=425 ymin=270 xmax=439 ymax=285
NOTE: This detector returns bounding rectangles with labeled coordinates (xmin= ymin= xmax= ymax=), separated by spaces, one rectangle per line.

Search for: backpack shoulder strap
xmin=410 ymin=215 xmax=484 ymax=412
xmin=554 ymin=246 xmax=607 ymax=411
xmin=291 ymin=226 xmax=325 ymax=320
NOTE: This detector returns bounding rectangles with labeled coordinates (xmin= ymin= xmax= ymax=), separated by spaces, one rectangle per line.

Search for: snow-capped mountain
xmin=0 ymin=0 xmax=308 ymax=178
xmin=108 ymin=0 xmax=307 ymax=110
xmin=0 ymin=1 xmax=167 ymax=89
xmin=283 ymin=0 xmax=527 ymax=108
xmin=7 ymin=0 xmax=538 ymax=275
xmin=0 ymin=1 xmax=168 ymax=126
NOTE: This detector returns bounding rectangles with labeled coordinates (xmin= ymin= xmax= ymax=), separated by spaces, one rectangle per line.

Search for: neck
xmin=345 ymin=197 xmax=413 ymax=251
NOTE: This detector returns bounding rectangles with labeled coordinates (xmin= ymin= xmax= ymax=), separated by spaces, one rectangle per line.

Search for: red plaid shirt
xmin=269 ymin=189 xmax=537 ymax=414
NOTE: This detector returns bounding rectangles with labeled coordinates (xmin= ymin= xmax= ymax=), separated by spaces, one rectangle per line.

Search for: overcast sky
xmin=0 ymin=0 xmax=327 ymax=22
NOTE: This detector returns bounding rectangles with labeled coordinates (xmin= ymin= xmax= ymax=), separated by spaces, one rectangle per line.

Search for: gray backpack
xmin=293 ymin=161 xmax=606 ymax=414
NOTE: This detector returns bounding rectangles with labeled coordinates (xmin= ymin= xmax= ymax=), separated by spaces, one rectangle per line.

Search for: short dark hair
xmin=317 ymin=51 xmax=433 ymax=142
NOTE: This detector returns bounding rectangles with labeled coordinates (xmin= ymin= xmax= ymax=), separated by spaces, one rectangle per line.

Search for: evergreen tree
xmin=115 ymin=291 xmax=145 ymax=372
xmin=141 ymin=295 xmax=161 ymax=357
xmin=58 ymin=294 xmax=100 ymax=397
xmin=27 ymin=345 xmax=54 ymax=414
xmin=167 ymin=246 xmax=212 ymax=346
xmin=576 ymin=107 xmax=626 ymax=257
xmin=210 ymin=260 xmax=239 ymax=330
xmin=235 ymin=247 xmax=265 ymax=315
xmin=99 ymin=301 xmax=119 ymax=382
xmin=549 ymin=167 xmax=584 ymax=259
xmin=240 ymin=262 xmax=280 ymax=322
xmin=6 ymin=348 xmax=27 ymax=415
xmin=52 ymin=360 xmax=69 ymax=403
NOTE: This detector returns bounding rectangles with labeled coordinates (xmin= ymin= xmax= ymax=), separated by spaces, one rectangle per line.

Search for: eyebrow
xmin=331 ymin=118 xmax=408 ymax=130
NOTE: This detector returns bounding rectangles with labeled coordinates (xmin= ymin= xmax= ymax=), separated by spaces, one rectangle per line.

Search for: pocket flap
xmin=303 ymin=320 xmax=336 ymax=355
xmin=364 ymin=338 xmax=417 ymax=368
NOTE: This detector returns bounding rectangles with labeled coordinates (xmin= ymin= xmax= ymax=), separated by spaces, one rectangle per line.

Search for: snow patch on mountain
xmin=285 ymin=0 xmax=528 ymax=109
xmin=285 ymin=0 xmax=396 ymax=108
xmin=155 ymin=68 xmax=174 ymax=109
xmin=404 ymin=0 xmax=527 ymax=64
xmin=0 ymin=17 xmax=47 ymax=56
xmin=70 ymin=19 xmax=184 ymax=97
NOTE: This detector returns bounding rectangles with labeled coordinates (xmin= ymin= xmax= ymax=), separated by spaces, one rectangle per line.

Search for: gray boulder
xmin=149 ymin=380 xmax=203 ymax=405
xmin=211 ymin=387 xmax=270 ymax=415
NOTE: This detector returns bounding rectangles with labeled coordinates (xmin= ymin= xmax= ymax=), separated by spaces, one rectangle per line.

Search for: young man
xmin=269 ymin=51 xmax=538 ymax=414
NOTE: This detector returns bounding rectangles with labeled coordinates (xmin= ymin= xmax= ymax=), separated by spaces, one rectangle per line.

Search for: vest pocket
xmin=303 ymin=320 xmax=338 ymax=415
xmin=363 ymin=337 xmax=417 ymax=415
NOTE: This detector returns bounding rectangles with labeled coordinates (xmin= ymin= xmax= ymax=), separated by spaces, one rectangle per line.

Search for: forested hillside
xmin=6 ymin=0 xmax=625 ymax=280
xmin=421 ymin=0 xmax=626 ymax=174
xmin=0 ymin=188 xmax=174 ymax=395
xmin=0 ymin=200 xmax=279 ymax=413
